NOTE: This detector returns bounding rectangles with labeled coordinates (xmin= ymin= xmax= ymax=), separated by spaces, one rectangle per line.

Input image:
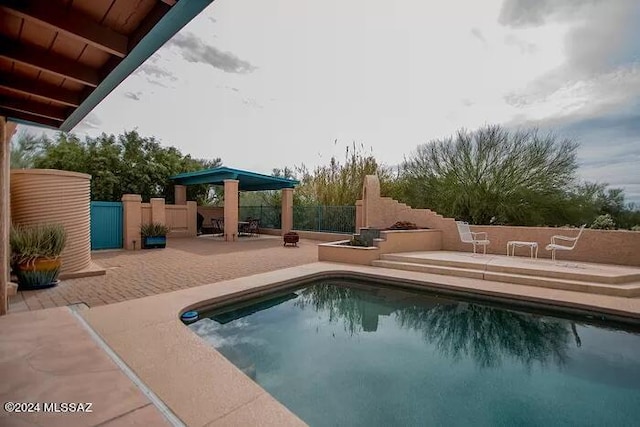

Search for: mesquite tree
xmin=399 ymin=125 xmax=579 ymax=225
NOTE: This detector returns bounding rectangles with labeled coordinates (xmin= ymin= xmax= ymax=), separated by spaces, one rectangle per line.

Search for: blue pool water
xmin=188 ymin=280 xmax=640 ymax=426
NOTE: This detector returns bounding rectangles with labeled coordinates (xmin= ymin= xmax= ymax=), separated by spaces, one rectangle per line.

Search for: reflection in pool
xmin=189 ymin=280 xmax=640 ymax=426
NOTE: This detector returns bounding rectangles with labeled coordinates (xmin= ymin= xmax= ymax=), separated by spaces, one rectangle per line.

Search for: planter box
xmin=142 ymin=236 xmax=166 ymax=249
xmin=318 ymin=240 xmax=381 ymax=265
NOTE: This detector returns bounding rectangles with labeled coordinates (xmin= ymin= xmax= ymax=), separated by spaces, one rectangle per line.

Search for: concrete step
xmin=371 ymin=260 xmax=484 ymax=279
xmin=485 ymin=271 xmax=640 ymax=298
xmin=372 ymin=259 xmax=640 ymax=297
xmin=379 ymin=253 xmax=640 ymax=285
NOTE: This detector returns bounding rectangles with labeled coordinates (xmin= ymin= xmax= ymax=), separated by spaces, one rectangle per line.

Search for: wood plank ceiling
xmin=0 ymin=0 xmax=176 ymax=129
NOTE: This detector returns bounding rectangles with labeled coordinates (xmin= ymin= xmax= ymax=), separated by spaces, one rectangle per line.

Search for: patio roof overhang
xmin=171 ymin=166 xmax=300 ymax=191
xmin=0 ymin=0 xmax=214 ymax=131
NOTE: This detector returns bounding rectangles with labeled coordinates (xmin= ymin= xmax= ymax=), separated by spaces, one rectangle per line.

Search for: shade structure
xmin=171 ymin=167 xmax=299 ymax=191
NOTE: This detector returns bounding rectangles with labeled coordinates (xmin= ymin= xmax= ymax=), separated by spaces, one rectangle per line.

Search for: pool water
xmin=188 ymin=280 xmax=640 ymax=426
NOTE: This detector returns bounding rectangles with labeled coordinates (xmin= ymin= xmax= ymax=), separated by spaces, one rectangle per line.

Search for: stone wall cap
xmin=122 ymin=194 xmax=142 ymax=202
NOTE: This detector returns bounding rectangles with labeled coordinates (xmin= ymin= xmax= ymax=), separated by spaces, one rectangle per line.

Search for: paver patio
xmin=8 ymin=236 xmax=320 ymax=313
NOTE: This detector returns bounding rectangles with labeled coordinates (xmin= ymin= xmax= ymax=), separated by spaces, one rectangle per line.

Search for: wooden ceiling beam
xmin=0 ymin=73 xmax=81 ymax=107
xmin=0 ymin=97 xmax=67 ymax=121
xmin=0 ymin=0 xmax=128 ymax=57
xmin=0 ymin=37 xmax=100 ymax=87
xmin=159 ymin=0 xmax=178 ymax=6
xmin=0 ymin=108 xmax=62 ymax=129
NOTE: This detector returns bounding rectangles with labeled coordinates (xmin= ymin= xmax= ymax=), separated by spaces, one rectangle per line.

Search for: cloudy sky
xmin=21 ymin=0 xmax=640 ymax=202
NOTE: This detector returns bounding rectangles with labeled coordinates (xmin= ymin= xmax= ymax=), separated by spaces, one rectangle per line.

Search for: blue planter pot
xmin=142 ymin=236 xmax=166 ymax=249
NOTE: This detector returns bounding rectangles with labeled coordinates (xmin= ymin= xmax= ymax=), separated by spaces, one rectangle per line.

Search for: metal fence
xmin=239 ymin=206 xmax=282 ymax=229
xmin=294 ymin=206 xmax=355 ymax=233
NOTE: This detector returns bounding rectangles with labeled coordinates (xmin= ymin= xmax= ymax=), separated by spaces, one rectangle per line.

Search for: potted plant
xmin=10 ymin=223 xmax=67 ymax=290
xmin=141 ymin=222 xmax=170 ymax=249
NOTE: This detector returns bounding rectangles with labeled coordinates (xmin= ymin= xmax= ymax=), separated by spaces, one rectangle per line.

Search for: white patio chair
xmin=456 ymin=221 xmax=490 ymax=254
xmin=545 ymin=224 xmax=586 ymax=261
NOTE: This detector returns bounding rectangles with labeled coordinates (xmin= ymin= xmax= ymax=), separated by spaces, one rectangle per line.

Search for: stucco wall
xmin=10 ymin=169 xmax=91 ymax=273
xmin=197 ymin=206 xmax=224 ymax=228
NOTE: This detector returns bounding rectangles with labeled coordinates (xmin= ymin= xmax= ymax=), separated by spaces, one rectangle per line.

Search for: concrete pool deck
xmin=4 ymin=259 xmax=640 ymax=425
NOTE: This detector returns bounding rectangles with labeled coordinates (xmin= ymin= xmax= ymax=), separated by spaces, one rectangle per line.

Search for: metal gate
xmin=90 ymin=201 xmax=123 ymax=250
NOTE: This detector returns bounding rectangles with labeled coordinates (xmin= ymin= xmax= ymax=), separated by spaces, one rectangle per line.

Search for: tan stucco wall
xmin=123 ymin=195 xmax=197 ymax=249
xmin=197 ymin=206 xmax=224 ymax=226
xmin=10 ymin=169 xmax=91 ymax=273
xmin=318 ymin=241 xmax=380 ymax=265
xmin=376 ymin=229 xmax=443 ymax=253
xmin=261 ymin=228 xmax=352 ymax=242
xmin=358 ymin=175 xmax=640 ymax=266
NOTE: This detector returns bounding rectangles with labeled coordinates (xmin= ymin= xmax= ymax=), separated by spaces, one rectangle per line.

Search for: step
xmin=379 ymin=253 xmax=640 ymax=285
xmin=380 ymin=253 xmax=485 ymax=270
xmin=371 ymin=260 xmax=484 ymax=279
xmin=485 ymin=271 xmax=640 ymax=298
xmin=372 ymin=259 xmax=640 ymax=298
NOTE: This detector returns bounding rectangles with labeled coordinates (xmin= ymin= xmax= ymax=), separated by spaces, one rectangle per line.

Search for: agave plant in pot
xmin=10 ymin=223 xmax=67 ymax=290
xmin=141 ymin=222 xmax=170 ymax=249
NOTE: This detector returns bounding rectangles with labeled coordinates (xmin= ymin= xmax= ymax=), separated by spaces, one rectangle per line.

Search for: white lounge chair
xmin=456 ymin=221 xmax=490 ymax=254
xmin=545 ymin=224 xmax=586 ymax=261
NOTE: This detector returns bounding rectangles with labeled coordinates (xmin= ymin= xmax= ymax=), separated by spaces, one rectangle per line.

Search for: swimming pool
xmin=188 ymin=279 xmax=640 ymax=426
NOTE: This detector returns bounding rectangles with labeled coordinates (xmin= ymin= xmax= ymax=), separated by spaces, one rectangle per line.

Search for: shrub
xmin=631 ymin=225 xmax=640 ymax=232
xmin=387 ymin=221 xmax=419 ymax=230
xmin=10 ymin=223 xmax=67 ymax=265
xmin=590 ymin=214 xmax=616 ymax=230
xmin=141 ymin=222 xmax=170 ymax=237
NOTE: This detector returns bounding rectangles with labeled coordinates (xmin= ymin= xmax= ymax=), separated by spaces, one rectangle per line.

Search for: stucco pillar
xmin=174 ymin=185 xmax=187 ymax=205
xmin=122 ymin=194 xmax=142 ymax=250
xmin=0 ymin=117 xmax=8 ymax=315
xmin=281 ymin=188 xmax=294 ymax=235
xmin=223 ymin=180 xmax=239 ymax=241
xmin=150 ymin=198 xmax=166 ymax=225
xmin=187 ymin=201 xmax=197 ymax=236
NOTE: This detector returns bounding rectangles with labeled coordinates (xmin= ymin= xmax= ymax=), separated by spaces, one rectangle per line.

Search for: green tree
xmin=398 ymin=125 xmax=579 ymax=225
xmin=10 ymin=131 xmax=48 ymax=169
xmin=32 ymin=130 xmax=221 ymax=202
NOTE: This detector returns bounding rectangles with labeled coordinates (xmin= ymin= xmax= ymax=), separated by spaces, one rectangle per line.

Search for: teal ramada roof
xmin=170 ymin=166 xmax=299 ymax=191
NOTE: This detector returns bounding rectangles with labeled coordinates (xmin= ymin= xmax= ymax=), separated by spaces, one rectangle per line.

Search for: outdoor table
xmin=506 ymin=241 xmax=538 ymax=258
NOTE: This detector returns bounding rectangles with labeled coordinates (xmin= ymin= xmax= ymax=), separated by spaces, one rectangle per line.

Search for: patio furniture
xmin=211 ymin=218 xmax=224 ymax=236
xmin=284 ymin=232 xmax=299 ymax=247
xmin=238 ymin=221 xmax=250 ymax=236
xmin=545 ymin=225 xmax=586 ymax=261
xmin=247 ymin=219 xmax=260 ymax=237
xmin=455 ymin=221 xmax=490 ymax=254
xmin=507 ymin=241 xmax=538 ymax=259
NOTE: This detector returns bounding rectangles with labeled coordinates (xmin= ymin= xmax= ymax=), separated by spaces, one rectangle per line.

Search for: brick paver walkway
xmin=8 ymin=236 xmax=319 ymax=312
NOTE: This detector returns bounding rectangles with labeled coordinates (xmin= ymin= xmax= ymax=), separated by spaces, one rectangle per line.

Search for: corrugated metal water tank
xmin=10 ymin=169 xmax=91 ymax=273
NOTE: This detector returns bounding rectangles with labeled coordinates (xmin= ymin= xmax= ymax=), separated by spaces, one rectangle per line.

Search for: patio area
xmin=3 ymin=231 xmax=640 ymax=426
xmin=8 ymin=235 xmax=319 ymax=313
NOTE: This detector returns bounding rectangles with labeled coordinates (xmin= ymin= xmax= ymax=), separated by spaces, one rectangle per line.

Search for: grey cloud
xmin=137 ymin=63 xmax=177 ymax=80
xmin=498 ymin=0 xmax=603 ymax=28
xmin=470 ymin=28 xmax=487 ymax=46
xmin=167 ymin=32 xmax=256 ymax=74
xmin=504 ymin=34 xmax=537 ymax=54
xmin=507 ymin=111 xmax=640 ymax=202
xmin=124 ymin=92 xmax=142 ymax=101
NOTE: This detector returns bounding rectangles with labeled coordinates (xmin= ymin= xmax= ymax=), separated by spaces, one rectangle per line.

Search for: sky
xmin=19 ymin=0 xmax=640 ymax=202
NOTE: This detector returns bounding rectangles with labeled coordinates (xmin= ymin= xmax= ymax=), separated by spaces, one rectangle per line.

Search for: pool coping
xmin=80 ymin=262 xmax=640 ymax=426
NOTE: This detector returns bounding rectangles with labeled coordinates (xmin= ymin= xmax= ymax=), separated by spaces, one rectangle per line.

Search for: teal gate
xmin=90 ymin=201 xmax=123 ymax=250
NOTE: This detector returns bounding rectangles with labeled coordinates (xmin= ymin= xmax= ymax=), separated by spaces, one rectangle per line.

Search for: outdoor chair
xmin=455 ymin=221 xmax=490 ymax=254
xmin=247 ymin=218 xmax=260 ymax=237
xmin=545 ymin=224 xmax=586 ymax=261
xmin=211 ymin=218 xmax=224 ymax=236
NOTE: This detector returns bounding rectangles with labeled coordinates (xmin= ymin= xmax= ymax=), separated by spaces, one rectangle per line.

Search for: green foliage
xmin=10 ymin=223 xmax=67 ymax=265
xmin=10 ymin=131 xmax=48 ymax=169
xmin=397 ymin=125 xmax=580 ymax=225
xmin=631 ymin=225 xmax=640 ymax=232
xmin=30 ymin=130 xmax=221 ymax=203
xmin=140 ymin=222 xmax=170 ymax=237
xmin=590 ymin=214 xmax=616 ymax=230
xmin=295 ymin=142 xmax=391 ymax=206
